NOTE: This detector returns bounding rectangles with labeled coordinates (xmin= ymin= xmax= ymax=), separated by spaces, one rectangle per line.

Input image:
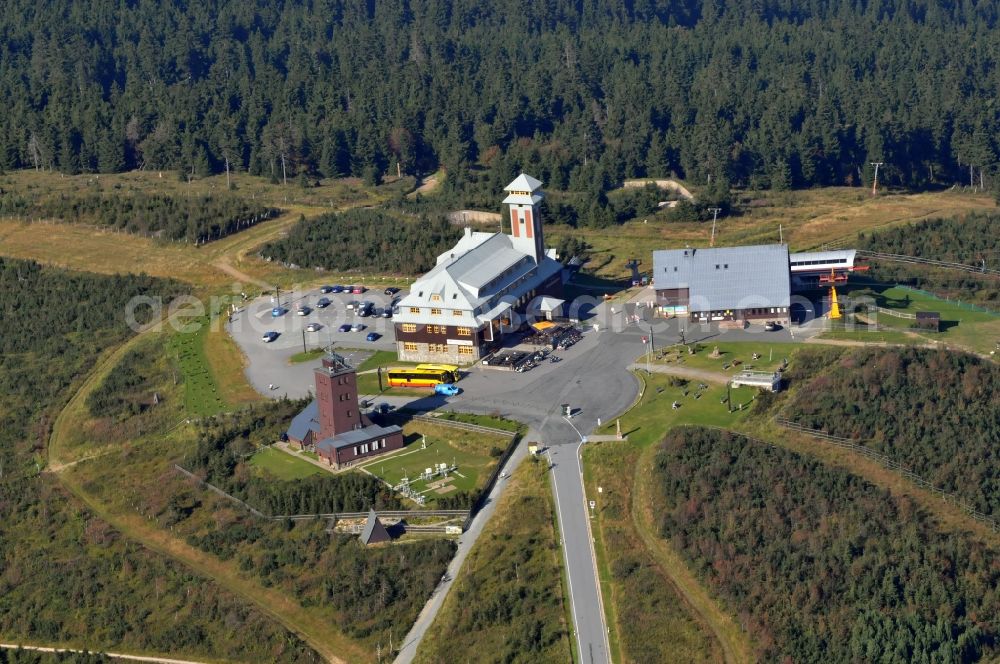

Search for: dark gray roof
xmin=287 ymin=400 xmax=321 ymax=441
xmin=315 ymin=423 xmax=402 ymax=454
xmin=360 ymin=509 xmax=391 ymax=545
xmin=653 ymin=244 xmax=790 ymax=311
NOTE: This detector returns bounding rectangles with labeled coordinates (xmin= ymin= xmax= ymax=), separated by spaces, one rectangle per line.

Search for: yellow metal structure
xmin=828 ymin=269 xmax=842 ymax=320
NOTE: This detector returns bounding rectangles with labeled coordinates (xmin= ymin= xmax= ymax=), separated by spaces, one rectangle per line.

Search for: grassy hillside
xmin=414 ymin=459 xmax=573 ymax=664
xmin=0 ymin=258 xmax=317 ymax=662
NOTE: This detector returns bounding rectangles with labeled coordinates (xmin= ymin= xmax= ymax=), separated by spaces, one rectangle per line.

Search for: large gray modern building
xmin=652 ymin=244 xmax=792 ymax=325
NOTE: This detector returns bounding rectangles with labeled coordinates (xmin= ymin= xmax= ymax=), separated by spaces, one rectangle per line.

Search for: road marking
xmin=547 ymin=448 xmax=586 ymax=662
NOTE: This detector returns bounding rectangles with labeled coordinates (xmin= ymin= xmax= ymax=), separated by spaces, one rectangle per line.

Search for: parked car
xmin=316 ymin=297 xmax=331 ymax=308
xmin=319 ymin=285 xmax=334 ymax=294
xmin=271 ymin=306 xmax=287 ymax=317
xmin=351 ymin=323 xmax=365 ymax=332
xmin=765 ymin=321 xmax=780 ymax=331
xmin=338 ymin=324 xmax=352 ymax=333
xmin=346 ymin=300 xmax=360 ymax=310
xmin=306 ymin=323 xmax=322 ymax=332
xmin=351 ymin=285 xmax=365 ymax=294
xmin=366 ymin=332 xmax=380 ymax=342
xmin=261 ymin=331 xmax=279 ymax=342
xmin=384 ymin=286 xmax=401 ymax=296
xmin=434 ymin=383 xmax=461 ymax=396
xmin=296 ymin=306 xmax=312 ymax=316
xmin=330 ymin=285 xmax=345 ymax=293
xmin=374 ymin=402 xmax=393 ymax=415
xmin=381 ymin=308 xmax=393 ymax=318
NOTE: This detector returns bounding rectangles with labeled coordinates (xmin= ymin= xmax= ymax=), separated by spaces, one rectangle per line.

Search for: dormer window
xmin=430 ymin=294 xmax=442 ymax=302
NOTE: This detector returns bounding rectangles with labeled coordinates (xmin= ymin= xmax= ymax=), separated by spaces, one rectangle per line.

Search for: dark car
xmin=366 ymin=332 xmax=380 ymax=342
xmin=316 ymin=297 xmax=331 ymax=308
xmin=338 ymin=324 xmax=352 ymax=333
xmin=384 ymin=286 xmax=401 ymax=296
xmin=319 ymin=285 xmax=334 ymax=294
xmin=381 ymin=308 xmax=393 ymax=318
xmin=296 ymin=306 xmax=312 ymax=316
xmin=305 ymin=322 xmax=322 ymax=332
xmin=331 ymin=285 xmax=345 ymax=293
xmin=261 ymin=331 xmax=279 ymax=343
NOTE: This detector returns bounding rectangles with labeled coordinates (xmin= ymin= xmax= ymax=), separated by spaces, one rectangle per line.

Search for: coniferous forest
xmin=2 ymin=0 xmax=999 ymax=196
xmin=654 ymin=427 xmax=1000 ymax=663
xmin=780 ymin=347 xmax=1000 ymax=516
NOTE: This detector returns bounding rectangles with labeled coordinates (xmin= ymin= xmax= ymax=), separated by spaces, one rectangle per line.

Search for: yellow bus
xmin=415 ymin=363 xmax=459 ymax=377
xmin=386 ymin=364 xmax=458 ymax=388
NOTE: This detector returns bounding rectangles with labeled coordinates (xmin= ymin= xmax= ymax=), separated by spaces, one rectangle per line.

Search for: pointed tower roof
xmin=359 ymin=509 xmax=391 ymax=545
xmin=504 ymin=172 xmax=543 ymax=192
xmin=503 ymin=173 xmax=544 ymax=205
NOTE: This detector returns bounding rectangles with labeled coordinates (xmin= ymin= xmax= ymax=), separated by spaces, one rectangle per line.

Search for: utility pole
xmin=302 ymin=329 xmax=307 ymax=354
xmin=870 ymin=162 xmax=884 ymax=195
xmin=708 ymin=207 xmax=721 ymax=247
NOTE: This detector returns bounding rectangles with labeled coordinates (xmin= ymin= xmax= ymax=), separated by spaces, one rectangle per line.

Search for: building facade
xmin=652 ymin=244 xmax=792 ymax=325
xmin=393 ymin=173 xmax=564 ymax=363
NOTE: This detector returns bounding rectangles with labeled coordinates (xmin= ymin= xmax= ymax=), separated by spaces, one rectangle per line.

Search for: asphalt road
xmin=228 ymin=286 xmax=826 ymax=664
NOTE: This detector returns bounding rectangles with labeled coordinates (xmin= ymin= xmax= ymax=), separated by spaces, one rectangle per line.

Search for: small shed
xmin=915 ymin=311 xmax=940 ymax=332
xmin=537 ymin=296 xmax=565 ymax=320
xmin=359 ymin=509 xmax=391 ymax=546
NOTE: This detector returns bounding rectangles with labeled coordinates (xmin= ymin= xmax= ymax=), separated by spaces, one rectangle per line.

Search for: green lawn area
xmin=652 ymin=340 xmax=797 ymax=374
xmin=166 ymin=320 xmax=227 ymax=417
xmin=431 ymin=410 xmax=524 ymax=432
xmin=356 ymin=421 xmax=508 ymax=504
xmin=595 ymin=371 xmax=755 ymax=448
xmin=819 ymin=323 xmax=920 ymax=345
xmin=841 ymin=284 xmax=1000 ymax=353
xmin=289 ymin=348 xmax=326 ymax=364
xmin=249 ymin=446 xmax=322 ymax=480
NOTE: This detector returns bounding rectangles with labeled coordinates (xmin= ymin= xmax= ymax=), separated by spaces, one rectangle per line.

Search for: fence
xmin=173 ymin=464 xmax=469 ymax=523
xmin=774 ymin=419 xmax=999 ymax=533
xmin=870 ymin=306 xmax=915 ymax=320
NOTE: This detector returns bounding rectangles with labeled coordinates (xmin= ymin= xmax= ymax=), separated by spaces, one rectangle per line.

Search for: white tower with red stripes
xmin=502 ymin=173 xmax=545 ymax=263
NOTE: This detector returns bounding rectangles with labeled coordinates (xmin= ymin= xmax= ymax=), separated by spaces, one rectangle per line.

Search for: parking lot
xmin=227 ymin=283 xmax=404 ymax=398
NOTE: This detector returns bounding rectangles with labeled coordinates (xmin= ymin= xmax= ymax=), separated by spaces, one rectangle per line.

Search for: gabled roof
xmin=653 ymin=244 xmax=790 ymax=311
xmin=504 ymin=173 xmax=543 ymax=192
xmin=287 ymin=400 xmax=321 ymax=441
xmin=359 ymin=509 xmax=391 ymax=545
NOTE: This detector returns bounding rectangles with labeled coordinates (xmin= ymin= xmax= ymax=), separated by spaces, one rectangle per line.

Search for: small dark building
xmin=315 ymin=424 xmax=404 ymax=469
xmin=359 ymin=509 xmax=391 ymax=546
xmin=915 ymin=311 xmax=940 ymax=331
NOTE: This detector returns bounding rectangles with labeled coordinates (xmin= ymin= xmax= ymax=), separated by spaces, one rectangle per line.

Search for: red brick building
xmin=286 ymin=353 xmax=404 ymax=468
